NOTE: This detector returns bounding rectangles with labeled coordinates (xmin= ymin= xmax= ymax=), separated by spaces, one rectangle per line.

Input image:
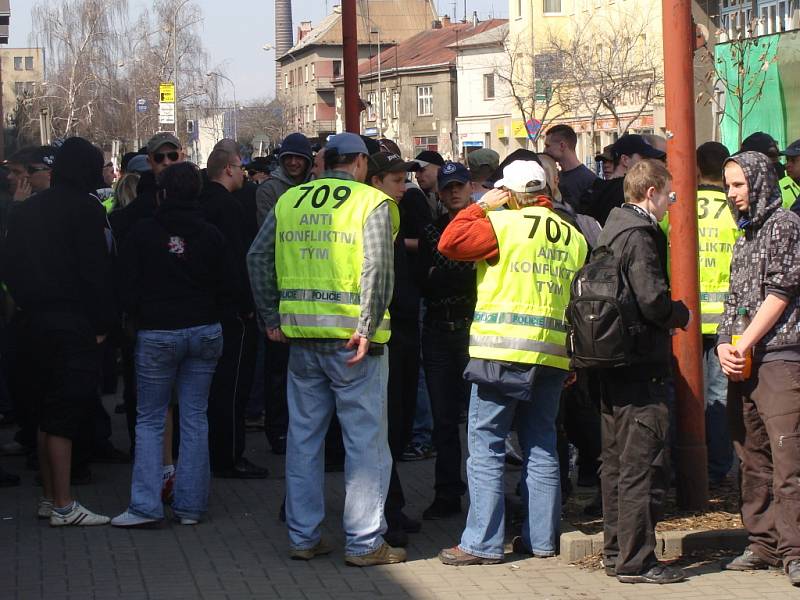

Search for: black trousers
xmin=558 ymin=369 xmax=602 ymax=489
xmin=8 ymin=312 xmax=38 ymax=450
xmin=385 ymin=318 xmax=420 ymax=522
xmin=263 ymin=337 xmax=289 ymax=448
xmin=208 ymin=316 xmax=258 ymax=471
xmin=422 ymin=320 xmax=471 ymax=499
xmin=599 ymin=372 xmax=670 ymax=576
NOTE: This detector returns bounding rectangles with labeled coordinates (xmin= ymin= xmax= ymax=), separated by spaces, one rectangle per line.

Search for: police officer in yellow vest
xmin=436 ymin=159 xmax=587 ymax=566
xmin=696 ymin=142 xmax=738 ymax=485
xmin=780 ymin=139 xmax=800 ymax=211
xmin=246 ymin=132 xmax=406 ymax=567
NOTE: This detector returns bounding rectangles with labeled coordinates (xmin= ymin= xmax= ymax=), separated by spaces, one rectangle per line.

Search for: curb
xmin=559 ymin=526 xmax=748 ymax=562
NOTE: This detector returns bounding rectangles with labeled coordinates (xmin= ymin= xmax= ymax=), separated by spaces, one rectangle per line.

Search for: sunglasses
xmin=27 ymin=165 xmax=51 ymax=174
xmin=153 ymin=151 xmax=180 ymax=164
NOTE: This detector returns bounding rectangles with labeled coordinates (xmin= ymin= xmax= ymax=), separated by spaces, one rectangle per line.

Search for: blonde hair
xmin=623 ymin=159 xmax=671 ymax=203
xmin=113 ymin=173 xmax=140 ymax=210
xmin=537 ymin=155 xmax=562 ymax=203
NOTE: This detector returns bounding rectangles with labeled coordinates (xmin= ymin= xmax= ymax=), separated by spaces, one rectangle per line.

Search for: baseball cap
xmin=367 ymin=152 xmax=419 ymax=180
xmin=326 ymin=132 xmax=369 ymax=156
xmin=437 ymin=161 xmax=470 ymax=189
xmin=741 ymin=131 xmax=778 ymax=156
xmin=413 ymin=150 xmax=445 ymax=168
xmin=494 ymin=160 xmax=547 ymax=193
xmin=247 ymin=156 xmax=273 ymax=174
xmin=467 ymin=148 xmax=500 ymax=178
xmin=595 ymin=144 xmax=614 ymax=162
xmin=147 ymin=132 xmax=182 ymax=154
xmin=126 ymin=154 xmax=151 ymax=174
xmin=780 ymin=139 xmax=800 ymax=157
xmin=611 ymin=134 xmax=665 ymax=160
xmin=31 ymin=146 xmax=56 ymax=168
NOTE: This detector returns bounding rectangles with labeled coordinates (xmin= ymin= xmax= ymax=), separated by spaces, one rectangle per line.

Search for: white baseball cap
xmin=494 ymin=160 xmax=547 ymax=193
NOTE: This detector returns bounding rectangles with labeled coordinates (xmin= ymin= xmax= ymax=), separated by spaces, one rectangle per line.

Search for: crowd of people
xmin=0 ymin=121 xmax=799 ymax=585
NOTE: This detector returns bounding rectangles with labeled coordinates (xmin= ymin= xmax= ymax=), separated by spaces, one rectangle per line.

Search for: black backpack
xmin=565 ymin=229 xmax=648 ymax=368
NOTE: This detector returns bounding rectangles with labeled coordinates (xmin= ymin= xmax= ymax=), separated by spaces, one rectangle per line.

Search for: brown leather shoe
xmin=345 ymin=542 xmax=406 ymax=567
xmin=289 ymin=538 xmax=333 ymax=561
xmin=438 ymin=545 xmax=502 ymax=566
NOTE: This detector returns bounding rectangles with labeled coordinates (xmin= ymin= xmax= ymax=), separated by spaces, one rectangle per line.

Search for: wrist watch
xmin=477 ymin=201 xmax=490 ymax=215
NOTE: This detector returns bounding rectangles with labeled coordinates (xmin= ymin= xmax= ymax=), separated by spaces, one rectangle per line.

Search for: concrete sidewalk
xmin=0 ymin=393 xmax=789 ymax=600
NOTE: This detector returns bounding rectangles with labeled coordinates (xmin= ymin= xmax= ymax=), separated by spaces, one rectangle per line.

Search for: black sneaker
xmin=422 ymin=496 xmax=461 ymax=520
xmin=617 ymin=563 xmax=686 ymax=584
xmin=383 ymin=527 xmax=409 ymax=548
xmin=725 ymin=548 xmax=771 ymax=571
xmin=787 ymin=559 xmax=800 ymax=586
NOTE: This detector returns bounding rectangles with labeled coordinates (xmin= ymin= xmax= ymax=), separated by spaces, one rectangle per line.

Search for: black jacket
xmin=2 ymin=137 xmax=116 ymax=335
xmin=598 ymin=204 xmax=689 ymax=375
xmin=578 ymin=176 xmax=624 ymax=226
xmin=109 ymin=170 xmax=158 ymax=245
xmin=199 ymin=181 xmax=252 ymax=315
xmin=117 ymin=197 xmax=236 ymax=330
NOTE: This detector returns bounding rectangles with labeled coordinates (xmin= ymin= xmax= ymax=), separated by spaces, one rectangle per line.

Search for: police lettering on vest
xmin=274 ymin=178 xmax=399 ymax=343
xmin=469 ymin=206 xmax=587 ymax=370
xmin=780 ymin=175 xmax=800 ymax=210
xmin=697 ymin=187 xmax=739 ymax=335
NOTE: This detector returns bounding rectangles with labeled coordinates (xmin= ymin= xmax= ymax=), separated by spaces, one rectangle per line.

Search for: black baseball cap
xmin=741 ymin=131 xmax=778 ymax=156
xmin=412 ymin=150 xmax=445 ymax=168
xmin=437 ymin=161 xmax=470 ymax=189
xmin=781 ymin=139 xmax=800 ymax=157
xmin=611 ymin=134 xmax=666 ymax=160
xmin=247 ymin=156 xmax=273 ymax=174
xmin=367 ymin=152 xmax=419 ymax=180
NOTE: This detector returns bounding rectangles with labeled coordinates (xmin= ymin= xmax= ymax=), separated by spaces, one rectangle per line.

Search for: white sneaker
xmin=111 ymin=510 xmax=161 ymax=528
xmin=37 ymin=497 xmax=54 ymax=519
xmin=179 ymin=517 xmax=199 ymax=525
xmin=49 ymin=502 xmax=110 ymax=527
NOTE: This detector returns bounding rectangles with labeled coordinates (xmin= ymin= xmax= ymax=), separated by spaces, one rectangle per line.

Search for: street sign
xmin=159 ymin=82 xmax=175 ymax=104
xmin=136 ymin=98 xmax=148 ymax=113
xmin=159 ymin=102 xmax=175 ymax=124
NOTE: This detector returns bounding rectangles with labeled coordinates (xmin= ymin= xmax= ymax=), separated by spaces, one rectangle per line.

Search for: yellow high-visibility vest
xmin=697 ymin=186 xmax=739 ymax=335
xmin=780 ymin=175 xmax=800 ymax=210
xmin=274 ymin=177 xmax=399 ymax=343
xmin=469 ymin=206 xmax=587 ymax=369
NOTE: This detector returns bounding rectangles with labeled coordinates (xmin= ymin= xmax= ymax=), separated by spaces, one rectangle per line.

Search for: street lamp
xmin=172 ymin=0 xmax=192 ymax=136
xmin=263 ymin=43 xmax=301 ymax=132
xmin=206 ymin=71 xmax=238 ymax=141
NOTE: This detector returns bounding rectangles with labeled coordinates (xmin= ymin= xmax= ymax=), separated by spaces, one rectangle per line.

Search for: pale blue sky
xmin=8 ymin=0 xmax=507 ymax=102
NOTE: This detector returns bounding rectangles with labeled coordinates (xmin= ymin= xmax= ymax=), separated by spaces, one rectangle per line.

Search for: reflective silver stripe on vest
xmin=701 ymin=314 xmax=723 ymax=324
xmin=700 ymin=292 xmax=729 ymax=303
xmin=280 ymin=289 xmax=361 ymax=305
xmin=472 ymin=311 xmax=566 ymax=332
xmin=281 ymin=313 xmax=390 ymax=331
xmin=469 ymin=335 xmax=567 ymax=357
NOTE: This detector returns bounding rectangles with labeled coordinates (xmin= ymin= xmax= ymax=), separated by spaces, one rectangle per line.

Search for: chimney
xmin=442 ymin=15 xmax=451 ymax=27
xmin=432 ymin=19 xmax=442 ymax=29
xmin=472 ymin=11 xmax=479 ymax=27
xmin=297 ymin=20 xmax=313 ymax=41
xmin=275 ymin=0 xmax=293 ymax=92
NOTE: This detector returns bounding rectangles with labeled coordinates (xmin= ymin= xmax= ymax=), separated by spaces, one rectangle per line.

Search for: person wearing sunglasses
xmin=6 ymin=145 xmax=55 ymax=202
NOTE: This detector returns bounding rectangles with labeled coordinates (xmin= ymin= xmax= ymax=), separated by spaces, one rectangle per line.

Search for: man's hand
xmin=266 ymin=327 xmax=288 ymax=343
xmin=717 ymin=343 xmax=746 ymax=382
xmin=13 ymin=177 xmax=31 ymax=202
xmin=344 ymin=332 xmax=370 ymax=366
xmin=480 ymin=187 xmax=512 ymax=210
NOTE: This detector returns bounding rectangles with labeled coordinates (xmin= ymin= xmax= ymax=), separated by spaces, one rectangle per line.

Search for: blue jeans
xmin=460 ymin=365 xmax=566 ymax=559
xmin=285 ymin=344 xmax=391 ymax=556
xmin=703 ymin=336 xmax=733 ymax=481
xmin=128 ymin=324 xmax=223 ymax=520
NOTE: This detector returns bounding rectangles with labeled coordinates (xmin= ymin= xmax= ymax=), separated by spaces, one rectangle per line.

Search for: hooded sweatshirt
xmin=716 ymin=151 xmax=800 ymax=361
xmin=1 ymin=137 xmax=116 ymax=334
xmin=254 ymin=160 xmax=310 ymax=227
xmin=596 ymin=203 xmax=689 ymax=375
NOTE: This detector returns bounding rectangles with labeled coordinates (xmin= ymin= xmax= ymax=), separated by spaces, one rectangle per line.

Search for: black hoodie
xmin=597 ymin=203 xmax=689 ymax=375
xmin=2 ymin=137 xmax=116 ymax=335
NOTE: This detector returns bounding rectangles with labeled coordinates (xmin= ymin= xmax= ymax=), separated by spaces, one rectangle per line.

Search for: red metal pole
xmin=663 ymin=0 xmax=708 ymax=510
xmin=342 ymin=0 xmax=360 ymax=134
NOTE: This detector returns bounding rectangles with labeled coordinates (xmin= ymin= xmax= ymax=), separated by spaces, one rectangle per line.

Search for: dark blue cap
xmin=437 ymin=161 xmax=469 ymax=189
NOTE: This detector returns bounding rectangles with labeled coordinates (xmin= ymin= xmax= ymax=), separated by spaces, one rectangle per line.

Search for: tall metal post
xmin=662 ymin=0 xmax=708 ymax=510
xmin=342 ymin=0 xmax=360 ymax=133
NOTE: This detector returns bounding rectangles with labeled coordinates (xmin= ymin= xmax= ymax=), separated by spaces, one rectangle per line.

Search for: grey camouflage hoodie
xmin=254 ymin=162 xmax=310 ymax=227
xmin=717 ymin=151 xmax=800 ymax=360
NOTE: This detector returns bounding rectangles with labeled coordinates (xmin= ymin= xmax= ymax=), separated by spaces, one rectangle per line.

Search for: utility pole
xmin=342 ymin=0 xmax=360 ymax=133
xmin=173 ymin=0 xmax=191 ymax=137
xmin=662 ymin=0 xmax=708 ymax=510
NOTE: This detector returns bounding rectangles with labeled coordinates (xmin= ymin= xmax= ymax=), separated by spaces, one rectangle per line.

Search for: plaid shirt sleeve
xmin=246 ymin=210 xmax=281 ymax=330
xmin=358 ymin=201 xmax=395 ymax=339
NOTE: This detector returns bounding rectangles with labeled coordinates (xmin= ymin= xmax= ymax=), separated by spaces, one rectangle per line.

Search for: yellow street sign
xmin=159 ymin=82 xmax=175 ymax=103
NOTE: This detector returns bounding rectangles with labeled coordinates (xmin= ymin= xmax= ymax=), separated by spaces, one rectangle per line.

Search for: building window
xmin=392 ymin=91 xmax=400 ymax=118
xmin=14 ymin=81 xmax=33 ymax=96
xmin=313 ymin=104 xmax=317 ymax=120
xmin=543 ymin=0 xmax=562 ymax=12
xmin=25 ymin=56 xmax=33 ymax=70
xmin=720 ymin=0 xmax=755 ymax=37
xmin=483 ymin=73 xmax=495 ymax=100
xmin=367 ymin=91 xmax=377 ymax=121
xmin=13 ymin=56 xmax=22 ymax=70
xmin=304 ymin=65 xmax=309 ymax=83
xmin=284 ymin=73 xmax=289 ymax=90
xmin=417 ymin=86 xmax=433 ymax=116
xmin=413 ymin=136 xmax=438 ymax=153
xmin=332 ymin=60 xmax=342 ymax=78
xmin=311 ymin=63 xmax=316 ymax=80
xmin=757 ymin=0 xmax=796 ymax=35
